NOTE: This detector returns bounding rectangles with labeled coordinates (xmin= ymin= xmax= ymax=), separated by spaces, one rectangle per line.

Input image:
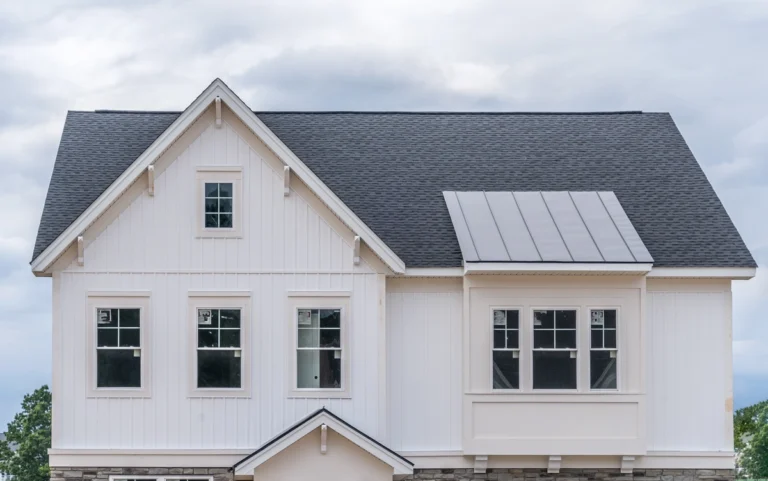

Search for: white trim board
xmin=647 ymin=267 xmax=755 ymax=279
xmin=31 ymin=78 xmax=406 ymax=275
xmin=464 ymin=263 xmax=653 ymax=275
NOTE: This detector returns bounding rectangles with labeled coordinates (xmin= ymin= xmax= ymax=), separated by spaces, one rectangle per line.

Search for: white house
xmin=32 ymin=79 xmax=755 ymax=481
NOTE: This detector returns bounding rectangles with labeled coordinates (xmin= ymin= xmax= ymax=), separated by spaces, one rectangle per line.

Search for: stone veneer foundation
xmin=49 ymin=467 xmax=736 ymax=481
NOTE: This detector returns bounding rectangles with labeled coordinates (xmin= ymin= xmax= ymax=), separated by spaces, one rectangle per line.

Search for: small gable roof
xmin=33 ymin=100 xmax=755 ymax=269
xmin=231 ymin=407 xmax=414 ymax=476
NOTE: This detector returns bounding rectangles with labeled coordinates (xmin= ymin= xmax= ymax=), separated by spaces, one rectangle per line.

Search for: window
xmin=287 ymin=294 xmax=350 ymax=398
xmin=196 ymin=167 xmax=242 ymax=238
xmin=188 ymin=292 xmax=250 ymax=397
xmin=492 ymin=309 xmax=519 ymax=389
xmin=197 ymin=308 xmax=242 ymax=388
xmin=87 ymin=293 xmax=151 ymax=397
xmin=532 ymin=309 xmax=577 ymax=389
xmin=590 ymin=309 xmax=618 ymax=390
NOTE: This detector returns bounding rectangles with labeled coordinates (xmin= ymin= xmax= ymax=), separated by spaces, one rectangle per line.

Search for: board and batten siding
xmin=646 ymin=279 xmax=733 ymax=453
xmin=386 ymin=279 xmax=463 ymax=452
xmin=52 ymin=108 xmax=385 ymax=449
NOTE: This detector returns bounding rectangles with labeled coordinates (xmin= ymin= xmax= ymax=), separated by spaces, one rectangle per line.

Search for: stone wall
xmin=49 ymin=467 xmax=233 ymax=481
xmin=397 ymin=469 xmax=736 ymax=481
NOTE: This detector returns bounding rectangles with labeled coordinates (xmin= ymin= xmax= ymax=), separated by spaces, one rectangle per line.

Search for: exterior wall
xmin=646 ymin=279 xmax=733 ymax=453
xmin=396 ymin=468 xmax=735 ymax=481
xmin=51 ymin=106 xmax=387 ymax=451
xmin=386 ymin=278 xmax=463 ymax=453
xmin=252 ymin=427 xmax=394 ymax=481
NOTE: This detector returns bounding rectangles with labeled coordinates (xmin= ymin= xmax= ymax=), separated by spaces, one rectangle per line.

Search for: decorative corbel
xmin=320 ymin=424 xmax=327 ymax=454
xmin=353 ymin=236 xmax=361 ymax=265
xmin=215 ymin=97 xmax=222 ymax=128
xmin=77 ymin=235 xmax=84 ymax=266
xmin=620 ymin=456 xmax=635 ymax=474
xmin=147 ymin=165 xmax=155 ymax=196
xmin=473 ymin=455 xmax=488 ymax=474
xmin=547 ymin=455 xmax=562 ymax=474
xmin=284 ymin=166 xmax=291 ymax=196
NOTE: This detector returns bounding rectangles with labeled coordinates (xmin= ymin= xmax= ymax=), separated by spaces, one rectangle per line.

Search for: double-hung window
xmin=492 ymin=309 xmax=519 ymax=389
xmin=590 ymin=309 xmax=618 ymax=390
xmin=532 ymin=309 xmax=577 ymax=389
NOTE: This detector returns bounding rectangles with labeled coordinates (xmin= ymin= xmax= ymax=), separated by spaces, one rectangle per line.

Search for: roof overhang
xmin=647 ymin=267 xmax=756 ymax=280
xmin=464 ymin=262 xmax=653 ymax=275
xmin=232 ymin=408 xmax=413 ymax=476
xmin=31 ymin=78 xmax=406 ymax=275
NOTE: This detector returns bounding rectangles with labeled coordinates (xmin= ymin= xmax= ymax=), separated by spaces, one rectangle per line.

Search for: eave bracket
xmin=284 ymin=166 xmax=291 ymax=196
xmin=353 ymin=236 xmax=361 ymax=265
xmin=76 ymin=235 xmax=84 ymax=266
xmin=214 ymin=97 xmax=222 ymax=128
xmin=147 ymin=165 xmax=155 ymax=196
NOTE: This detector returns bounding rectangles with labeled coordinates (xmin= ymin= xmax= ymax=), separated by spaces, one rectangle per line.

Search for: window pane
xmin=198 ymin=329 xmax=218 ymax=348
xmin=97 ymin=308 xmax=117 ymax=327
xmin=97 ymin=350 xmax=141 ymax=388
xmin=591 ymin=351 xmax=617 ymax=389
xmin=219 ymin=214 xmax=233 ymax=228
xmin=604 ymin=309 xmax=617 ymax=329
xmin=533 ymin=351 xmax=576 ymax=389
xmin=556 ymin=310 xmax=576 ymax=329
xmin=297 ymin=350 xmax=341 ymax=389
xmin=493 ymin=330 xmax=505 ymax=349
xmin=506 ymin=310 xmax=519 ymax=329
xmin=319 ymin=309 xmax=341 ymax=328
xmin=492 ymin=351 xmax=519 ymax=389
xmin=298 ymin=328 xmax=319 ymax=348
xmin=605 ymin=329 xmax=617 ymax=349
xmin=205 ymin=198 xmax=218 ymax=213
xmin=555 ymin=329 xmax=576 ymax=349
xmin=119 ymin=328 xmax=141 ymax=347
xmin=197 ymin=350 xmax=241 ymax=388
xmin=534 ymin=310 xmax=554 ymax=329
xmin=219 ymin=198 xmax=232 ymax=213
xmin=205 ymin=213 xmax=218 ymax=228
xmin=220 ymin=309 xmax=240 ymax=328
xmin=591 ymin=329 xmax=603 ymax=348
xmin=533 ymin=330 xmax=554 ymax=348
xmin=319 ymin=329 xmax=341 ymax=348
xmin=198 ymin=309 xmax=217 ymax=327
xmin=219 ymin=182 xmax=233 ymax=197
xmin=319 ymin=350 xmax=342 ymax=389
xmin=507 ymin=330 xmax=519 ymax=349
xmin=298 ymin=309 xmax=319 ymax=328
xmin=493 ymin=310 xmax=506 ymax=327
xmin=220 ymin=330 xmax=240 ymax=348
xmin=120 ymin=309 xmax=140 ymax=327
xmin=97 ymin=328 xmax=118 ymax=347
xmin=204 ymin=182 xmax=218 ymax=197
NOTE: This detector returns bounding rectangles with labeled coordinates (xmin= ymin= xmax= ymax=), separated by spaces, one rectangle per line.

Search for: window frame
xmin=490 ymin=306 xmax=522 ymax=391
xmin=286 ymin=294 xmax=351 ymax=398
xmin=529 ymin=306 xmax=580 ymax=392
xmin=195 ymin=166 xmax=243 ymax=238
xmin=588 ymin=306 xmax=620 ymax=391
xmin=86 ymin=291 xmax=152 ymax=398
xmin=187 ymin=291 xmax=251 ymax=398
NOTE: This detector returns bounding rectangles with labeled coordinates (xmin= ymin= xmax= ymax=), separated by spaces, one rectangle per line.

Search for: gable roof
xmin=232 ymin=407 xmax=413 ymax=476
xmin=33 ymin=106 xmax=756 ymax=269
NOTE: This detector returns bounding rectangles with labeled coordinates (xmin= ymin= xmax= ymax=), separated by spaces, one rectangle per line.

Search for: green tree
xmin=737 ymin=399 xmax=768 ymax=478
xmin=0 ymin=385 xmax=52 ymax=481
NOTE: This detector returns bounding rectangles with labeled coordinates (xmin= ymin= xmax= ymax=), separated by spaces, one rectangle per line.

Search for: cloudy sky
xmin=0 ymin=0 xmax=766 ymax=428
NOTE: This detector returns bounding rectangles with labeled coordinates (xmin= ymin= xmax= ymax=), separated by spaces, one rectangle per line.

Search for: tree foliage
xmin=736 ymin=399 xmax=768 ymax=478
xmin=0 ymin=385 xmax=51 ymax=481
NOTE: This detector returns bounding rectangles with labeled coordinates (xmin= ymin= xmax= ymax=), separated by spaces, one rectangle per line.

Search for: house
xmin=32 ymin=79 xmax=755 ymax=481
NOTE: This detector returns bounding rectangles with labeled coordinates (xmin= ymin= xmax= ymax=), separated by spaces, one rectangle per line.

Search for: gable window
xmin=590 ymin=309 xmax=618 ymax=390
xmin=532 ymin=309 xmax=577 ymax=390
xmin=196 ymin=167 xmax=242 ymax=238
xmin=287 ymin=294 xmax=350 ymax=398
xmin=87 ymin=292 xmax=151 ymax=398
xmin=492 ymin=309 xmax=519 ymax=389
xmin=188 ymin=292 xmax=251 ymax=397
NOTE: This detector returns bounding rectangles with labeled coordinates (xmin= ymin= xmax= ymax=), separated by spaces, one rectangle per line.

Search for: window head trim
xmin=86 ymin=293 xmax=151 ymax=398
xmin=286 ymin=295 xmax=351 ymax=398
xmin=195 ymin=166 xmax=243 ymax=238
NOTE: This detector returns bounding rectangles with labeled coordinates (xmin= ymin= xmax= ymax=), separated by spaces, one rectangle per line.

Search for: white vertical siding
xmin=386 ymin=280 xmax=463 ymax=452
xmin=53 ymin=112 xmax=384 ymax=449
xmin=646 ymin=281 xmax=731 ymax=452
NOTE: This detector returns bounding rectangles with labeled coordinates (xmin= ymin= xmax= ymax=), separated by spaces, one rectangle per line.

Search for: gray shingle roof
xmin=33 ymin=110 xmax=756 ymax=268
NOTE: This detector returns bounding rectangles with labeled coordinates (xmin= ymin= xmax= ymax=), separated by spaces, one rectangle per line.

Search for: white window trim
xmin=286 ymin=295 xmax=351 ymax=398
xmin=195 ymin=166 xmax=243 ymax=238
xmin=109 ymin=476 xmax=213 ymax=481
xmin=490 ymin=306 xmax=522 ymax=391
xmin=588 ymin=306 xmax=621 ymax=392
xmin=187 ymin=293 xmax=252 ymax=398
xmin=86 ymin=293 xmax=152 ymax=398
xmin=529 ymin=306 xmax=580 ymax=392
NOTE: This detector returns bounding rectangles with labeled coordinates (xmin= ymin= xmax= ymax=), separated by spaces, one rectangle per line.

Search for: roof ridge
xmin=87 ymin=109 xmax=647 ymax=116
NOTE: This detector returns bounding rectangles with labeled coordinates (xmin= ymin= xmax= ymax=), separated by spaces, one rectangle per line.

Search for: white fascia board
xmin=647 ymin=267 xmax=756 ymax=280
xmin=31 ymin=78 xmax=406 ymax=275
xmin=464 ymin=263 xmax=653 ymax=275
xmin=403 ymin=267 xmax=464 ymax=277
xmin=233 ymin=412 xmax=413 ymax=476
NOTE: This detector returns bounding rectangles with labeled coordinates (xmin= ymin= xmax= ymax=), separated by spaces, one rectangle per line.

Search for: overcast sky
xmin=0 ymin=0 xmax=766 ymax=428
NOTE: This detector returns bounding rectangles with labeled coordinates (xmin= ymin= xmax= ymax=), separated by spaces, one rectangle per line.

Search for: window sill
xmin=87 ymin=387 xmax=151 ymax=399
xmin=287 ymin=389 xmax=351 ymax=399
xmin=188 ymin=388 xmax=251 ymax=398
xmin=195 ymin=231 xmax=243 ymax=239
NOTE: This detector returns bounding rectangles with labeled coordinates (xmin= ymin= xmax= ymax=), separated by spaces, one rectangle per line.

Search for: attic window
xmin=204 ymin=182 xmax=233 ymax=228
xmin=196 ymin=167 xmax=242 ymax=238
